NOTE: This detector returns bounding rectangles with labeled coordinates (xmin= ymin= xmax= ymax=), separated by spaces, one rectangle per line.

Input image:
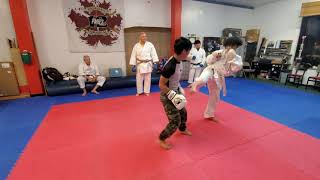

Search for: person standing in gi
xmin=188 ymin=40 xmax=206 ymax=84
xmin=190 ymin=37 xmax=243 ymax=121
xmin=130 ymin=32 xmax=159 ymax=96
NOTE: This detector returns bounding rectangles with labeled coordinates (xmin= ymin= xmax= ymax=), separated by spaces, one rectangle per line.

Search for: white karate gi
xmin=197 ymin=49 xmax=243 ymax=118
xmin=188 ymin=47 xmax=206 ymax=83
xmin=130 ymin=41 xmax=159 ymax=94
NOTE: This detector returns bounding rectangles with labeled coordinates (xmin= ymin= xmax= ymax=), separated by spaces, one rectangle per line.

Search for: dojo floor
xmin=1 ymin=78 xmax=320 ymax=180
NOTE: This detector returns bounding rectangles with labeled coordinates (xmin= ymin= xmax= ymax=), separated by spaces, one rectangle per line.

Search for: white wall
xmin=124 ymin=0 xmax=171 ymax=28
xmin=24 ymin=0 xmax=319 ymax=76
xmin=26 ymin=0 xmax=126 ymax=77
xmin=181 ymin=0 xmax=320 ymax=64
xmin=26 ymin=0 xmax=171 ymax=76
xmin=252 ymin=0 xmax=303 ymax=63
xmin=0 ymin=0 xmax=16 ymax=62
xmin=246 ymin=0 xmax=320 ymax=64
xmin=182 ymin=0 xmax=254 ymax=38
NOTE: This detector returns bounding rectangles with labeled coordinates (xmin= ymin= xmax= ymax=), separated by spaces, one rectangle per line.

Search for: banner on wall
xmin=62 ymin=0 xmax=124 ymax=52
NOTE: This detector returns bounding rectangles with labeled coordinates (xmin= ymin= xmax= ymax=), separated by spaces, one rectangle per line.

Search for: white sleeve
xmin=189 ymin=48 xmax=194 ymax=56
xmin=129 ymin=44 xmax=137 ymax=66
xmin=201 ymin=49 xmax=206 ymax=65
xmin=186 ymin=50 xmax=193 ymax=61
xmin=231 ymin=55 xmax=243 ymax=73
xmin=206 ymin=54 xmax=215 ymax=65
xmin=233 ymin=55 xmax=243 ymax=66
xmin=225 ymin=49 xmax=236 ymax=63
xmin=151 ymin=44 xmax=159 ymax=63
xmin=78 ymin=64 xmax=85 ymax=76
xmin=225 ymin=55 xmax=243 ymax=77
xmin=94 ymin=64 xmax=100 ymax=76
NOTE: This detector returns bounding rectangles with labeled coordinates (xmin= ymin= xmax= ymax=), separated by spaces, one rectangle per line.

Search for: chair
xmin=305 ymin=65 xmax=320 ymax=90
xmin=285 ymin=63 xmax=306 ymax=88
xmin=242 ymin=62 xmax=255 ymax=78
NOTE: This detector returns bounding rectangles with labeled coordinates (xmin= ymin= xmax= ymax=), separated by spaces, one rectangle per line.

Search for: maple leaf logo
xmin=68 ymin=0 xmax=123 ymax=47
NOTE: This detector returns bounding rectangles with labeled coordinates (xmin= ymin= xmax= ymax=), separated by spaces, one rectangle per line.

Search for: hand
xmin=167 ymin=90 xmax=187 ymax=110
xmin=86 ymin=75 xmax=92 ymax=81
xmin=216 ymin=53 xmax=222 ymax=59
xmin=131 ymin=65 xmax=136 ymax=72
xmin=87 ymin=76 xmax=97 ymax=82
xmin=153 ymin=63 xmax=158 ymax=70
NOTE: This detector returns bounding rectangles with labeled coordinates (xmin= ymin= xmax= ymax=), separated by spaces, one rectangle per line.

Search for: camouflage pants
xmin=159 ymin=92 xmax=187 ymax=141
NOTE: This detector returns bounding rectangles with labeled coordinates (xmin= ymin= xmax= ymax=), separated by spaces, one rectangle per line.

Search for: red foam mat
xmin=7 ymin=92 xmax=320 ymax=180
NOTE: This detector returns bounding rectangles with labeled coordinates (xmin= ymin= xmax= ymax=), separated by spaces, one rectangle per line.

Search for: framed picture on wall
xmin=187 ymin=34 xmax=198 ymax=44
xmin=222 ymin=28 xmax=242 ymax=38
xmin=203 ymin=37 xmax=221 ymax=55
xmin=279 ymin=40 xmax=293 ymax=52
xmin=188 ymin=37 xmax=196 ymax=44
xmin=267 ymin=41 xmax=275 ymax=48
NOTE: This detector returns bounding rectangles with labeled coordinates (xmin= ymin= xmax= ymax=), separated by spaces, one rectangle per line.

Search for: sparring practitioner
xmin=77 ymin=55 xmax=106 ymax=96
xmin=159 ymin=37 xmax=193 ymax=150
xmin=190 ymin=37 xmax=243 ymax=120
xmin=188 ymin=40 xmax=206 ymax=84
xmin=130 ymin=32 xmax=159 ymax=96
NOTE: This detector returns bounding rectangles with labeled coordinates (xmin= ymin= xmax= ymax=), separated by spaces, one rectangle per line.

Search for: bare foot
xmin=82 ymin=89 xmax=87 ymax=96
xmin=136 ymin=93 xmax=141 ymax=96
xmin=190 ymin=84 xmax=197 ymax=93
xmin=145 ymin=93 xmax=150 ymax=96
xmin=91 ymin=90 xmax=100 ymax=94
xmin=181 ymin=129 xmax=192 ymax=136
xmin=159 ymin=140 xmax=172 ymax=150
xmin=205 ymin=117 xmax=218 ymax=123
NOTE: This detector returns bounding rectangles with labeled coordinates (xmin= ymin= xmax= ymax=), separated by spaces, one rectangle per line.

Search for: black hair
xmin=174 ymin=37 xmax=192 ymax=55
xmin=223 ymin=36 xmax=243 ymax=47
xmin=194 ymin=40 xmax=201 ymax=44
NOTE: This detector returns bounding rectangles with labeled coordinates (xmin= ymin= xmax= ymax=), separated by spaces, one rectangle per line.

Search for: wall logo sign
xmin=67 ymin=0 xmax=123 ymax=47
xmin=63 ymin=0 xmax=124 ymax=52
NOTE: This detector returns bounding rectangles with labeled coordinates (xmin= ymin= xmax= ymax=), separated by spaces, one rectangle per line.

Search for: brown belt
xmin=137 ymin=59 xmax=152 ymax=64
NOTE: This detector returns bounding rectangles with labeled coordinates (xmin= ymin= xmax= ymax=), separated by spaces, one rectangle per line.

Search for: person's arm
xmin=78 ymin=64 xmax=85 ymax=76
xmin=186 ymin=54 xmax=193 ymax=61
xmin=151 ymin=44 xmax=159 ymax=63
xmin=129 ymin=44 xmax=137 ymax=66
xmin=159 ymin=76 xmax=170 ymax=94
xmin=228 ymin=55 xmax=243 ymax=75
xmin=223 ymin=49 xmax=238 ymax=76
xmin=89 ymin=64 xmax=99 ymax=81
xmin=159 ymin=62 xmax=174 ymax=93
xmin=159 ymin=59 xmax=175 ymax=93
xmin=186 ymin=49 xmax=194 ymax=61
xmin=94 ymin=64 xmax=100 ymax=76
xmin=201 ymin=49 xmax=206 ymax=66
xmin=225 ymin=49 xmax=236 ymax=63
xmin=206 ymin=53 xmax=217 ymax=65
